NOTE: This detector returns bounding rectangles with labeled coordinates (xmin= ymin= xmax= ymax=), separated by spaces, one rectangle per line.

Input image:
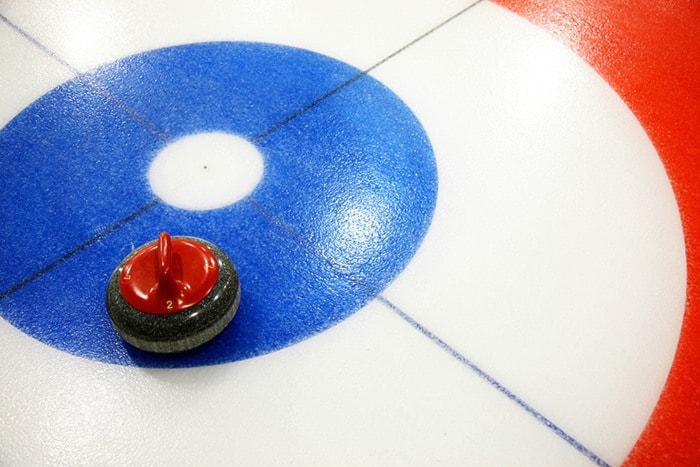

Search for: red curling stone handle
xmin=119 ymin=232 xmax=219 ymax=314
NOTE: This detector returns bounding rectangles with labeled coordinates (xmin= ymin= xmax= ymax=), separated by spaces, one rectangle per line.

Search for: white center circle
xmin=148 ymin=132 xmax=264 ymax=210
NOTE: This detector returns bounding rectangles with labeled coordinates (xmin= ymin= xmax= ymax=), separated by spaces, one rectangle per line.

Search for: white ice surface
xmin=0 ymin=1 xmax=686 ymax=465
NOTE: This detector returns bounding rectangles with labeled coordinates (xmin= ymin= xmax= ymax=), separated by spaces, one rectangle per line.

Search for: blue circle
xmin=0 ymin=42 xmax=437 ymax=367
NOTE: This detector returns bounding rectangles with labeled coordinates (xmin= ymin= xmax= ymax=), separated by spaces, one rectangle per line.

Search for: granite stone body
xmin=106 ymin=237 xmax=240 ymax=353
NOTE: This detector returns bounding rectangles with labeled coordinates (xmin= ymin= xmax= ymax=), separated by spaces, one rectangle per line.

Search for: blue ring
xmin=0 ymin=42 xmax=437 ymax=367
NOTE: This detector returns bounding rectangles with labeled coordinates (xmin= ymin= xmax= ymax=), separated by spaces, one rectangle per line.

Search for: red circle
xmin=493 ymin=0 xmax=699 ymax=463
xmin=119 ymin=235 xmax=219 ymax=315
